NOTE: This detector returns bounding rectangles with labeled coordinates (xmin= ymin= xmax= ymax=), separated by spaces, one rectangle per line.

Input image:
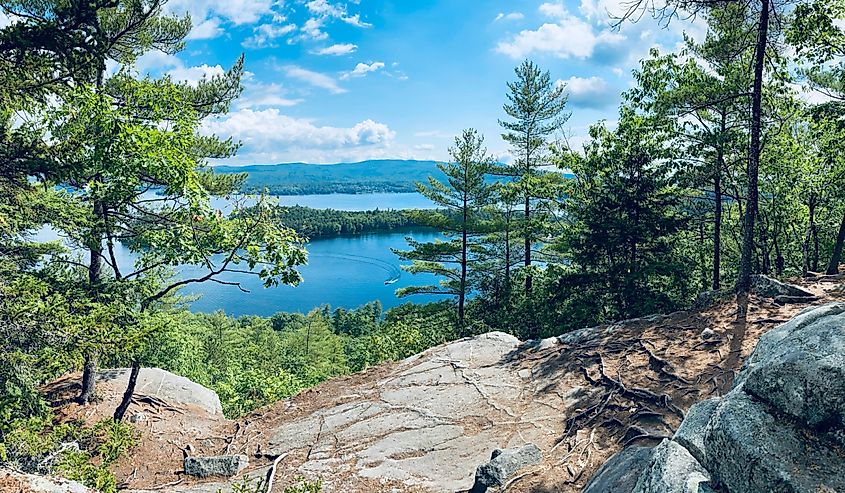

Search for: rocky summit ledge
xmin=35 ymin=276 xmax=845 ymax=493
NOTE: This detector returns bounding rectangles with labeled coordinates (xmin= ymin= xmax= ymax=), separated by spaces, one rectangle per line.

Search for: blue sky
xmin=129 ymin=0 xmax=705 ymax=165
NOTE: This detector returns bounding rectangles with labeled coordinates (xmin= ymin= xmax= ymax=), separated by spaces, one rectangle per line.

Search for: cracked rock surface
xmin=45 ymin=278 xmax=845 ymax=493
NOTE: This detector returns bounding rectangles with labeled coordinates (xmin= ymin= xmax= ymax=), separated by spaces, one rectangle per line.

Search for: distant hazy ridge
xmin=213 ymin=160 xmax=448 ymax=195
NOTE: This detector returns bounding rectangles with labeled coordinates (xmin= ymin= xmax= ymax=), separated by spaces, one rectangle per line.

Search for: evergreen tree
xmin=394 ymin=129 xmax=493 ymax=326
xmin=498 ymin=60 xmax=569 ymax=294
xmin=555 ymin=107 xmax=688 ymax=325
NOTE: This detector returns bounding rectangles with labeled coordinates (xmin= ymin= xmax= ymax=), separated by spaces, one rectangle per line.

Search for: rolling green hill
xmin=213 ymin=160 xmax=449 ymax=195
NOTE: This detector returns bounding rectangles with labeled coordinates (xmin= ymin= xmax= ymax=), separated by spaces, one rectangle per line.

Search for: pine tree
xmin=498 ymin=60 xmax=569 ymax=294
xmin=394 ymin=129 xmax=493 ymax=327
xmin=556 ymin=106 xmax=688 ymax=324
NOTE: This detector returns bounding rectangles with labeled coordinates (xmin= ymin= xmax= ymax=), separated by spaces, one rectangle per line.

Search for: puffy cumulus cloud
xmin=186 ymin=18 xmax=223 ymax=40
xmin=495 ymin=3 xmax=627 ymax=61
xmin=494 ymin=12 xmax=524 ymax=22
xmin=284 ymin=65 xmax=346 ymax=94
xmin=132 ymin=51 xmax=229 ymax=86
xmin=342 ymin=62 xmax=385 ymax=79
xmin=312 ymin=43 xmax=358 ymax=56
xmin=165 ymin=0 xmax=275 ymax=38
xmin=133 ymin=50 xmax=182 ymax=74
xmin=497 ymin=21 xmax=622 ymax=60
xmin=558 ymin=76 xmax=615 ymax=108
xmin=579 ymin=0 xmax=631 ymax=21
xmin=202 ymin=109 xmax=396 ymax=163
xmin=243 ymin=22 xmax=297 ymax=48
xmin=291 ymin=0 xmax=371 ymax=42
xmin=538 ymin=2 xmax=568 ymax=18
xmin=167 ymin=64 xmax=225 ymax=86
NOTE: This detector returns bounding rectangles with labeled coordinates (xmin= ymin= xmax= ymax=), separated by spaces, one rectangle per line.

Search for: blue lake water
xmin=182 ymin=229 xmax=446 ymax=317
xmin=36 ymin=192 xmax=447 ymax=317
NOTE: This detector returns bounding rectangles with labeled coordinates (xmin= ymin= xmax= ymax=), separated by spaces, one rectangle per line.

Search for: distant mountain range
xmin=213 ymin=159 xmax=570 ymax=195
xmin=213 ymin=160 xmax=449 ymax=195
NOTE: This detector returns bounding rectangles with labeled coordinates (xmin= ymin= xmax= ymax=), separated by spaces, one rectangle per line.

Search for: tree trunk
xmin=826 ymin=210 xmax=845 ymax=275
xmin=80 ymin=200 xmax=104 ymax=403
xmin=713 ymin=113 xmax=725 ymax=291
xmin=113 ymin=361 xmax=140 ymax=422
xmin=504 ymin=222 xmax=511 ymax=291
xmin=803 ymin=201 xmax=815 ymax=275
xmin=713 ymin=164 xmax=723 ymax=291
xmin=524 ymin=194 xmax=532 ymax=293
xmin=812 ymin=218 xmax=820 ymax=272
xmin=759 ymin=218 xmax=770 ymax=275
xmin=79 ymin=353 xmax=97 ymax=404
xmin=737 ymin=0 xmax=770 ymax=301
xmin=459 ymin=201 xmax=468 ymax=327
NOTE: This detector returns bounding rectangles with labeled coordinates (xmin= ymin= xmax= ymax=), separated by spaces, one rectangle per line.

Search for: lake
xmin=182 ymin=228 xmax=446 ymax=317
xmin=37 ymin=192 xmax=447 ymax=317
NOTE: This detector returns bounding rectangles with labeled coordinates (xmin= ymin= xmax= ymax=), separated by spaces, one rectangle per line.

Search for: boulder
xmin=0 ymin=468 xmax=93 ymax=493
xmin=97 ymin=368 xmax=223 ymax=415
xmin=672 ymin=398 xmax=718 ymax=467
xmin=583 ymin=446 xmax=655 ymax=493
xmin=631 ymin=439 xmax=711 ymax=493
xmin=183 ymin=455 xmax=248 ymax=478
xmin=751 ymin=274 xmax=815 ymax=299
xmin=703 ymin=388 xmax=845 ymax=492
xmin=738 ymin=302 xmax=845 ymax=430
xmin=469 ymin=444 xmax=541 ymax=492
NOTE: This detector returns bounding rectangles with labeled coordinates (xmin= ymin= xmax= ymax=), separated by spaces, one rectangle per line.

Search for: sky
xmin=29 ymin=0 xmax=710 ymax=165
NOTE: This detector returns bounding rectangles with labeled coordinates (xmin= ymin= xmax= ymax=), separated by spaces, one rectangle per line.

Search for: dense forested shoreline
xmin=270 ymin=206 xmax=425 ymax=238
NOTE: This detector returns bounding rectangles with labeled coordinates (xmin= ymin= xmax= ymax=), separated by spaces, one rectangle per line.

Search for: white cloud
xmin=243 ymin=23 xmax=297 ymax=48
xmin=299 ymin=17 xmax=329 ymax=41
xmin=237 ymin=74 xmax=303 ymax=108
xmin=187 ymin=18 xmax=223 ymax=40
xmin=789 ymin=83 xmax=834 ymax=106
xmin=203 ymin=109 xmax=396 ymax=163
xmin=312 ymin=43 xmax=358 ymax=56
xmin=168 ymin=64 xmax=225 ymax=86
xmin=341 ymin=13 xmax=372 ymax=28
xmin=284 ymin=65 xmax=346 ymax=94
xmin=495 ymin=5 xmax=625 ymax=60
xmin=559 ymin=76 xmax=615 ymax=108
xmin=133 ymin=50 xmax=182 ymax=73
xmin=579 ymin=0 xmax=630 ymax=21
xmin=342 ymin=62 xmax=385 ymax=79
xmin=538 ymin=2 xmax=568 ymax=18
xmin=165 ymin=0 xmax=275 ymax=38
xmin=494 ymin=12 xmax=524 ymax=22
xmin=306 ymin=0 xmax=372 ymax=27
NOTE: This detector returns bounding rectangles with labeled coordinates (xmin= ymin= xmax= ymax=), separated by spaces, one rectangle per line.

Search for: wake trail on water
xmin=311 ymin=253 xmax=402 ymax=283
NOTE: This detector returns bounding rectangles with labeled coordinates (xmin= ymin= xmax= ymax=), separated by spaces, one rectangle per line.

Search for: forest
xmin=2 ymin=0 xmax=845 ymax=491
xmin=268 ymin=206 xmax=422 ymax=238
